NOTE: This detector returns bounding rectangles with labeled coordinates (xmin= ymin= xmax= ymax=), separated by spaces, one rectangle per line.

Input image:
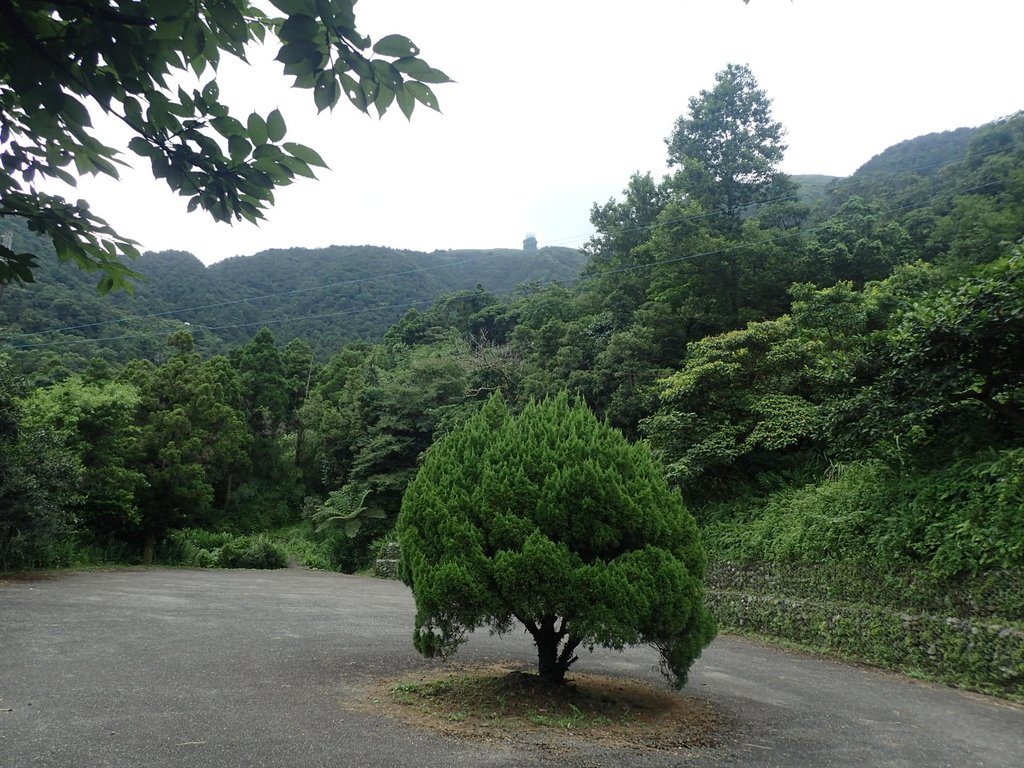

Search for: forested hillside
xmin=0 ymin=228 xmax=584 ymax=379
xmin=2 ymin=65 xmax=1021 ymax=697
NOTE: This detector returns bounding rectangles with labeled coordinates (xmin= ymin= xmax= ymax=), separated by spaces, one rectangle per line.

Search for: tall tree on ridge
xmin=666 ymin=63 xmax=794 ymax=233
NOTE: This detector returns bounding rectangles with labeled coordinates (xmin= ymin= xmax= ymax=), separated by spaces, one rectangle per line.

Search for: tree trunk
xmin=142 ymin=531 xmax=156 ymax=565
xmin=535 ymin=622 xmax=564 ymax=684
xmin=525 ymin=615 xmax=581 ymax=685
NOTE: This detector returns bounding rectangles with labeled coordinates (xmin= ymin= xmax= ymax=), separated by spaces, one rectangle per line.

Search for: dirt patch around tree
xmin=350 ymin=662 xmax=726 ymax=755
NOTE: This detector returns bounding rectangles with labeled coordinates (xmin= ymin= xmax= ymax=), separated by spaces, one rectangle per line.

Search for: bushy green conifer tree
xmin=398 ymin=392 xmax=715 ymax=687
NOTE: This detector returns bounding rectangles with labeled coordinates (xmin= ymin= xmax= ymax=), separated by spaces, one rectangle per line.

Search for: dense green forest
xmin=1 ymin=65 xmax=1021 ymax=694
xmin=0 ymin=232 xmax=584 ymax=379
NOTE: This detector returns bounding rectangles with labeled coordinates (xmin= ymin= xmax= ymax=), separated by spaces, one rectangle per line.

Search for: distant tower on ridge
xmin=523 ymin=232 xmax=538 ymax=251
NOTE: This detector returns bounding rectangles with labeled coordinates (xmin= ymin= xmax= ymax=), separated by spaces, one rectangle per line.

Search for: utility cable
xmin=3 ymin=137 xmax=1015 ymax=350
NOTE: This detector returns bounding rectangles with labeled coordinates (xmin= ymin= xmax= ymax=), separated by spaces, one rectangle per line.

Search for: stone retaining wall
xmin=707 ymin=561 xmax=1024 ymax=700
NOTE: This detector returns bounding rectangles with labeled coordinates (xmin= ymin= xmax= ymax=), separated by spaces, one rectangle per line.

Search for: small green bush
xmin=217 ymin=535 xmax=288 ymax=569
xmin=162 ymin=529 xmax=233 ymax=567
xmin=216 ymin=477 xmax=304 ymax=532
xmin=264 ymin=523 xmax=340 ymax=570
xmin=161 ymin=530 xmax=287 ymax=569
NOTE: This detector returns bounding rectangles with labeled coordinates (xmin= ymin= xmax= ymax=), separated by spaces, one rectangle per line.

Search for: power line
xmin=575 ymin=180 xmax=1000 ymax=283
xmin=548 ymin=143 xmax=1011 ymax=251
xmin=8 ymin=141 xmax=1004 ymax=342
xmin=3 ymin=143 xmax=1014 ymax=352
xmin=6 ymin=176 xmax=1002 ymax=352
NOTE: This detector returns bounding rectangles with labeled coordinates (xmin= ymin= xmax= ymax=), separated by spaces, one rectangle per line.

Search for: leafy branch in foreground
xmin=0 ymin=0 xmax=452 ymax=291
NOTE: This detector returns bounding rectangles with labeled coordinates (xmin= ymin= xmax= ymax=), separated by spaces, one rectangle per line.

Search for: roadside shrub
xmin=700 ymin=461 xmax=891 ymax=564
xmin=874 ymin=448 xmax=1024 ymax=577
xmin=217 ymin=476 xmax=304 ymax=532
xmin=217 ymin=534 xmax=288 ymax=569
xmin=162 ymin=529 xmax=234 ymax=567
xmin=264 ymin=523 xmax=335 ymax=570
xmin=700 ymin=449 xmax=1024 ymax=578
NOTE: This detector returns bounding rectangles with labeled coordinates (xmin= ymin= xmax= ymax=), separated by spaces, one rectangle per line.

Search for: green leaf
xmin=150 ymin=153 xmax=170 ymax=179
xmin=211 ymin=116 xmax=246 ymax=138
xmin=123 ymin=97 xmax=144 ymax=127
xmin=283 ymin=49 xmax=325 ymax=77
xmin=252 ymin=143 xmax=284 ymax=161
xmin=150 ymin=0 xmax=191 ymax=21
xmin=228 ymin=134 xmax=251 ymax=162
xmin=394 ymin=57 xmax=453 ymax=84
xmin=278 ymin=13 xmax=320 ymax=43
xmin=247 ymin=112 xmax=268 ymax=145
xmin=283 ymin=142 xmax=327 ymax=168
xmin=202 ymin=79 xmax=220 ymax=104
xmin=49 ymin=167 xmax=78 ymax=186
xmin=361 ymin=77 xmax=379 ymax=107
xmin=406 ymin=81 xmax=440 ymax=112
xmin=313 ymin=74 xmax=339 ymax=112
xmin=128 ymin=137 xmax=155 ymax=158
xmin=338 ymin=73 xmax=368 ymax=112
xmin=209 ymin=0 xmax=248 ymax=42
xmin=0 ymin=249 xmax=39 ymax=286
xmin=183 ymin=22 xmax=206 ymax=64
xmin=253 ymin=157 xmax=292 ymax=184
xmin=11 ymin=261 xmax=36 ymax=283
xmin=266 ymin=109 xmax=287 ymax=142
xmin=277 ymin=155 xmax=315 ymax=179
xmin=373 ymin=34 xmax=419 ymax=58
xmin=371 ymin=59 xmax=401 ymax=90
xmin=237 ymin=200 xmax=262 ymax=223
xmin=396 ymin=86 xmax=414 ymax=120
xmin=91 ymin=155 xmax=120 ymax=178
xmin=61 ymin=95 xmax=92 ymax=129
xmin=269 ymin=0 xmax=317 ymax=15
xmin=373 ymin=86 xmax=395 ymax=118
xmin=342 ymin=51 xmax=374 ymax=80
xmin=276 ymin=39 xmax=319 ymax=65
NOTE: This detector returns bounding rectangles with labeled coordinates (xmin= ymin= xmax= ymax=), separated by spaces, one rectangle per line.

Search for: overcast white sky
xmin=67 ymin=0 xmax=1023 ymax=265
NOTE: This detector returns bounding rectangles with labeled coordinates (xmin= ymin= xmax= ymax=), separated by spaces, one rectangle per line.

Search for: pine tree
xmin=398 ymin=392 xmax=715 ymax=687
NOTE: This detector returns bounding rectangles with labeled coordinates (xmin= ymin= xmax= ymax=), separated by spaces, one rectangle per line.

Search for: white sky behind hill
xmin=65 ymin=0 xmax=1024 ymax=265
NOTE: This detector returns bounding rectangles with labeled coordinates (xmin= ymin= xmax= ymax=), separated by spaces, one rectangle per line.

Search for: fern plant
xmin=310 ymin=485 xmax=386 ymax=538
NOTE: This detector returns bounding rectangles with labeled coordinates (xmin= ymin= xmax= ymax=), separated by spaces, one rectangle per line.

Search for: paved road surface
xmin=1 ymin=568 xmax=1021 ymax=767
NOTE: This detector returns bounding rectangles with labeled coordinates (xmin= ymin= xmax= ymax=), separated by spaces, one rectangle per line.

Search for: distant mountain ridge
xmin=854 ymin=126 xmax=978 ymax=177
xmin=152 ymin=244 xmax=586 ymax=351
xmin=4 ymin=113 xmax=1015 ymax=376
xmin=0 ymin=229 xmax=585 ymax=367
